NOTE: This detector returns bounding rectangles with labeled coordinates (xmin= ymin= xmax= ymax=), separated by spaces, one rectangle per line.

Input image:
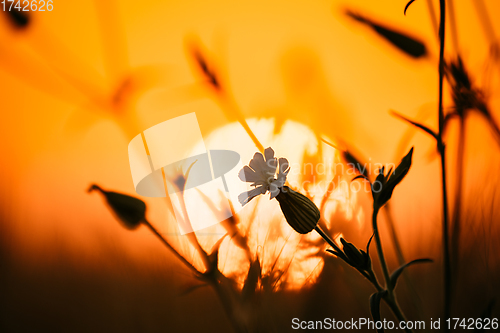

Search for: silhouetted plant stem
xmin=426 ymin=0 xmax=439 ymax=39
xmin=209 ymin=272 xmax=247 ymax=333
xmin=384 ymin=205 xmax=423 ymax=317
xmin=451 ymin=116 xmax=465 ymax=275
xmin=316 ymin=224 xmax=413 ymax=331
xmin=372 ymin=207 xmax=392 ymax=291
xmin=447 ymin=0 xmax=459 ymax=54
xmin=439 ymin=144 xmax=451 ymax=327
xmin=315 ymin=224 xmax=381 ymax=290
xmin=176 ymin=192 xmax=211 ymax=270
xmin=316 ymin=223 xmax=380 ymax=288
xmin=384 ymin=293 xmax=412 ymax=333
xmin=372 ymin=207 xmax=413 ymax=333
xmin=472 ymin=0 xmax=497 ymax=47
xmin=437 ymin=0 xmax=452 ymax=328
xmin=142 ymin=219 xmax=200 ymax=274
xmin=146 ymin=214 xmax=245 ymax=333
xmin=314 ymin=225 xmax=345 ymax=260
xmin=220 ymin=94 xmax=265 ymax=154
xmin=383 ymin=204 xmax=406 ymax=266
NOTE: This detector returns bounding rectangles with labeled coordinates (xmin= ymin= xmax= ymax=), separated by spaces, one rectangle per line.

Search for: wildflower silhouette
xmin=238 ymin=147 xmax=289 ymax=205
xmin=238 ymin=147 xmax=431 ymax=333
xmin=238 ymin=147 xmax=322 ymax=234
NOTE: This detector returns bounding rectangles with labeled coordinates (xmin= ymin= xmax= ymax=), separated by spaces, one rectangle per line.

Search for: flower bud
xmin=276 ymin=186 xmax=320 ymax=234
xmin=88 ymin=184 xmax=146 ymax=229
xmin=340 ymin=238 xmax=371 ymax=271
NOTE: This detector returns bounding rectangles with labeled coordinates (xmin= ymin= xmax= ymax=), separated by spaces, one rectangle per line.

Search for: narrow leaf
xmin=366 ymin=233 xmax=374 ymax=253
xmin=391 ymin=110 xmax=438 ymax=140
xmin=369 ymin=291 xmax=387 ymax=333
xmin=352 ymin=175 xmax=370 ymax=182
xmin=343 ymin=150 xmax=368 ymax=177
xmin=390 ymin=258 xmax=433 ymax=288
xmin=346 ymin=11 xmax=427 ymax=58
xmin=387 ymin=147 xmax=413 ymax=188
xmin=207 ymin=235 xmax=227 ymax=272
xmin=326 ymin=249 xmax=343 ymax=257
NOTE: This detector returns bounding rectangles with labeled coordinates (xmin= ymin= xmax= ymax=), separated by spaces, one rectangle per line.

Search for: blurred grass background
xmin=1 ymin=0 xmax=500 ymax=331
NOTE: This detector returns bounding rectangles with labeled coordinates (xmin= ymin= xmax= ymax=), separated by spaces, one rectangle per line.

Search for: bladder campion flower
xmin=238 ymin=147 xmax=289 ymax=205
xmin=238 ymin=147 xmax=320 ymax=234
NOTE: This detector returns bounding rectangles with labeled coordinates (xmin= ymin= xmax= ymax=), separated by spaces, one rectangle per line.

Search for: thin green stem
xmin=372 ymin=207 xmax=392 ymax=291
xmin=439 ymin=145 xmax=451 ymax=324
xmin=451 ymin=116 xmax=465 ymax=275
xmin=315 ymin=225 xmax=383 ymax=291
xmin=177 ymin=192 xmax=211 ymax=271
xmin=223 ymin=95 xmax=264 ymax=153
xmin=426 ymin=0 xmax=439 ymax=40
xmin=372 ymin=209 xmax=412 ymax=333
xmin=142 ymin=219 xmax=200 ymax=275
xmin=384 ymin=293 xmax=412 ymax=333
xmin=383 ymin=204 xmax=406 ymax=266
xmin=314 ymin=225 xmax=346 ymax=260
xmin=437 ymin=0 xmax=451 ymax=328
xmin=366 ymin=269 xmax=384 ymax=293
xmin=472 ymin=0 xmax=497 ymax=45
xmin=447 ymin=0 xmax=459 ymax=54
xmin=316 ymin=224 xmax=412 ymax=332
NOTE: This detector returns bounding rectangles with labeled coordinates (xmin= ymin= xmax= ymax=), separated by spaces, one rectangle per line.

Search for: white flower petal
xmin=264 ymin=147 xmax=275 ymax=162
xmin=249 ymin=152 xmax=266 ymax=175
xmin=264 ymin=148 xmax=278 ymax=177
xmin=238 ymin=165 xmax=261 ymax=183
xmin=278 ymin=158 xmax=289 ymax=175
xmin=276 ymin=158 xmax=289 ymax=184
xmin=238 ymin=186 xmax=267 ymax=206
xmin=266 ymin=157 xmax=277 ymax=174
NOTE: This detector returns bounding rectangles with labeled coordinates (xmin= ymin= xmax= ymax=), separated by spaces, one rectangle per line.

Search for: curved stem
xmin=316 ymin=223 xmax=412 ymax=331
xmin=384 ymin=293 xmax=412 ymax=333
xmin=222 ymin=95 xmax=264 ymax=153
xmin=372 ymin=208 xmax=413 ymax=332
xmin=366 ymin=269 xmax=384 ymax=293
xmin=372 ymin=207 xmax=392 ymax=291
xmin=451 ymin=116 xmax=465 ymax=275
xmin=314 ymin=225 xmax=346 ymax=261
xmin=315 ymin=225 xmax=386 ymax=290
xmin=142 ymin=219 xmax=200 ymax=275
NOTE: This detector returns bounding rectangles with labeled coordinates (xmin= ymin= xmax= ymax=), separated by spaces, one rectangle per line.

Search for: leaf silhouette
xmin=390 ymin=258 xmax=433 ymax=288
xmin=391 ymin=110 xmax=438 ymax=140
xmin=346 ymin=11 xmax=427 ymax=58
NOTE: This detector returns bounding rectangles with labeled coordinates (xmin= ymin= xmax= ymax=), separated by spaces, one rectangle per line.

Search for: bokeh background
xmin=1 ymin=0 xmax=499 ymax=331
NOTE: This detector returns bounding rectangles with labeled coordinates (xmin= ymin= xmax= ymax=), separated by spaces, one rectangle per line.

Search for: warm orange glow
xmin=1 ymin=0 xmax=499 ymax=330
xmin=171 ymin=118 xmax=365 ymax=289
